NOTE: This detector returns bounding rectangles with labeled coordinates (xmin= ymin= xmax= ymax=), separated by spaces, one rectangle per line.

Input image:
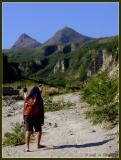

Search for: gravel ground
xmin=2 ymin=93 xmax=119 ymax=158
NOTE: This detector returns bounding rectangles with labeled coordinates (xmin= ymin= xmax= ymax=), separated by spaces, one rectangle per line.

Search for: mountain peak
xmin=19 ymin=33 xmax=30 ymax=39
xmin=11 ymin=34 xmax=42 ymax=49
xmin=57 ymin=26 xmax=77 ymax=34
xmin=44 ymin=27 xmax=94 ymax=46
xmin=60 ymin=26 xmax=73 ymax=30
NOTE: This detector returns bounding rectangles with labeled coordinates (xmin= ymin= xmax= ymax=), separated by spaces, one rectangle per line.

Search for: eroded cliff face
xmin=53 ymin=48 xmax=116 ymax=79
xmin=86 ymin=49 xmax=115 ymax=78
xmin=102 ymin=49 xmax=113 ymax=70
xmin=53 ymin=59 xmax=69 ymax=73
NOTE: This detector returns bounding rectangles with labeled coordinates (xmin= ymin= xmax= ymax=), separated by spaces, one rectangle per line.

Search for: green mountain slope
xmin=3 ymin=31 xmax=118 ymax=86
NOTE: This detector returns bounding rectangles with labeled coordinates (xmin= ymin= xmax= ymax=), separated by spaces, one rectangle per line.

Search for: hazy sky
xmin=2 ymin=2 xmax=119 ymax=49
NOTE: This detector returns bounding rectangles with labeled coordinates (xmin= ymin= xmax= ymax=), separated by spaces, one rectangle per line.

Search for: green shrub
xmin=3 ymin=122 xmax=25 ymax=146
xmin=82 ymin=71 xmax=119 ymax=125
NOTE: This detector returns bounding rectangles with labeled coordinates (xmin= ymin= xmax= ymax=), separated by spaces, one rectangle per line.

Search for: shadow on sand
xmin=45 ymin=139 xmax=113 ymax=150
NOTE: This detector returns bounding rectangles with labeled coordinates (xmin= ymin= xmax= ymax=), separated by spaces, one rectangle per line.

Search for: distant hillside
xmin=3 ymin=54 xmax=21 ymax=83
xmin=43 ymin=27 xmax=94 ymax=46
xmin=11 ymin=33 xmax=42 ymax=49
xmin=3 ymin=27 xmax=118 ymax=86
xmin=6 ymin=36 xmax=118 ymax=86
xmin=31 ymin=36 xmax=118 ymax=86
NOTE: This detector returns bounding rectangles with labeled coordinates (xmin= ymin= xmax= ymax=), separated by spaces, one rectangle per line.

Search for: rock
xmin=68 ymin=130 xmax=74 ymax=135
xmin=54 ymin=123 xmax=58 ymax=128
xmin=92 ymin=130 xmax=96 ymax=133
xmin=49 ymin=123 xmax=52 ymax=126
xmin=70 ymin=133 xmax=75 ymax=135
xmin=7 ymin=114 xmax=12 ymax=117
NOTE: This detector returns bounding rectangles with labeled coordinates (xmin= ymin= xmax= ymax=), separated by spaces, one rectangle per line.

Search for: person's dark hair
xmin=23 ymin=87 xmax=27 ymax=93
xmin=27 ymin=86 xmax=41 ymax=100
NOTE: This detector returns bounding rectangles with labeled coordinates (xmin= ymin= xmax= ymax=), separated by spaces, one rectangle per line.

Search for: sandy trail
xmin=2 ymin=93 xmax=119 ymax=158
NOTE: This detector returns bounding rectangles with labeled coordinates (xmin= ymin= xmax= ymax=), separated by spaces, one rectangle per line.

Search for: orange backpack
xmin=23 ymin=98 xmax=40 ymax=116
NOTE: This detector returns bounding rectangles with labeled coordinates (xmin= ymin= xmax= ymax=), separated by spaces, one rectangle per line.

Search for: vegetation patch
xmin=3 ymin=122 xmax=25 ymax=146
xmin=82 ymin=71 xmax=119 ymax=125
xmin=44 ymin=96 xmax=75 ymax=112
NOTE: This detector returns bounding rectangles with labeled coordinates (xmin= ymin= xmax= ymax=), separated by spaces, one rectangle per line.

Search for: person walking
xmin=23 ymin=86 xmax=45 ymax=152
xmin=23 ymin=86 xmax=28 ymax=100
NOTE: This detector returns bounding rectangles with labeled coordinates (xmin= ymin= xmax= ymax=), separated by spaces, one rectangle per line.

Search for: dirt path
xmin=2 ymin=93 xmax=119 ymax=158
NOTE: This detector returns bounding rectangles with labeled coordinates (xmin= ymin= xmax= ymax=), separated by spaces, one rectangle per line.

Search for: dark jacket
xmin=37 ymin=96 xmax=44 ymax=124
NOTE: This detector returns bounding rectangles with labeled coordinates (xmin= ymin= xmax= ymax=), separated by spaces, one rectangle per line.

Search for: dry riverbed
xmin=2 ymin=93 xmax=119 ymax=158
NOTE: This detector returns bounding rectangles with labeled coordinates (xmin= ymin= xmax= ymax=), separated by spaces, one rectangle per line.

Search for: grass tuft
xmin=3 ymin=122 xmax=25 ymax=146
